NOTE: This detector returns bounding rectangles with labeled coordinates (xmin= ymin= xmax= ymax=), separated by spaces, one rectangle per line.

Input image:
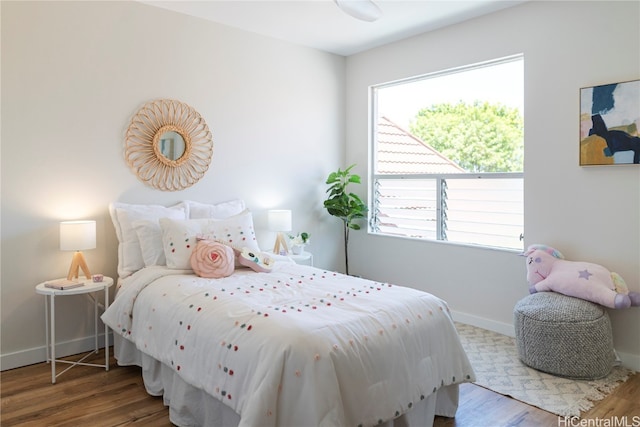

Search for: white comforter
xmin=102 ymin=263 xmax=474 ymax=427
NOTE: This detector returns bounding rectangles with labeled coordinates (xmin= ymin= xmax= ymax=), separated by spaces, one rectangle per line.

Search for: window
xmin=370 ymin=55 xmax=524 ymax=250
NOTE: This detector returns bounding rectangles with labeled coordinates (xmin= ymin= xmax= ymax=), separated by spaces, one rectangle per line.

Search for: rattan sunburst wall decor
xmin=125 ymin=99 xmax=213 ymax=191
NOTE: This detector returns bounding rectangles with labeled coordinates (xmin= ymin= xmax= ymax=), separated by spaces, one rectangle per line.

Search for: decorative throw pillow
xmin=160 ymin=210 xmax=261 ymax=270
xmin=190 ymin=240 xmax=235 ymax=278
xmin=204 ymin=209 xmax=260 ymax=251
xmin=159 ymin=218 xmax=217 ymax=269
xmin=235 ymin=247 xmax=275 ymax=273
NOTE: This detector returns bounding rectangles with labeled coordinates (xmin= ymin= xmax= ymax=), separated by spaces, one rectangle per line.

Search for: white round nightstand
xmin=267 ymin=250 xmax=314 ymax=266
xmin=287 ymin=251 xmax=314 ymax=266
xmin=35 ymin=276 xmax=114 ymax=383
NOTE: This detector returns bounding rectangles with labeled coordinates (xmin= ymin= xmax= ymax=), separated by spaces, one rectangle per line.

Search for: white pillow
xmin=132 ymin=220 xmax=166 ymax=267
xmin=159 ymin=218 xmax=216 ymax=269
xmin=132 ymin=200 xmax=244 ymax=267
xmin=207 ymin=209 xmax=260 ymax=251
xmin=160 ymin=209 xmax=260 ymax=270
xmin=109 ymin=202 xmax=187 ymax=277
xmin=186 ymin=199 xmax=245 ymax=219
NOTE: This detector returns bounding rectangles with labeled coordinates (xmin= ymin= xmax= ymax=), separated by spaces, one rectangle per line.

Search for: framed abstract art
xmin=580 ymin=79 xmax=639 ymax=165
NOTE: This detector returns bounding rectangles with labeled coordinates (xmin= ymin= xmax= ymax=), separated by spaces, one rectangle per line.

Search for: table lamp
xmin=268 ymin=210 xmax=291 ymax=255
xmin=60 ymin=220 xmax=96 ymax=281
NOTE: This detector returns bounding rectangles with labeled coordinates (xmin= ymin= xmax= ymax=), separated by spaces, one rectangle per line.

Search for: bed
xmin=102 ymin=199 xmax=475 ymax=427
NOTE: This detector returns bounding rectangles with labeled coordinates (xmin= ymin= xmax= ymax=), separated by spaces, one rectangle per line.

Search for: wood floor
xmin=1 ymin=348 xmax=638 ymax=426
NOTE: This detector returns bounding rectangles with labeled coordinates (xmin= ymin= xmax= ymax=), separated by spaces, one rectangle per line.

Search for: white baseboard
xmin=451 ymin=310 xmax=640 ymax=372
xmin=0 ymin=332 xmax=113 ymax=371
xmin=451 ymin=310 xmax=515 ymax=337
xmin=615 ymin=350 xmax=640 ymax=372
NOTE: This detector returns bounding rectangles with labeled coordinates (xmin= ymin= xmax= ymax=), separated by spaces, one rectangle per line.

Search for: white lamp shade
xmin=60 ymin=220 xmax=96 ymax=251
xmin=268 ymin=210 xmax=292 ymax=232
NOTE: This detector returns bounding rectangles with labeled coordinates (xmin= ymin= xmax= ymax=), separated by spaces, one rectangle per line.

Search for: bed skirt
xmin=113 ymin=334 xmax=460 ymax=427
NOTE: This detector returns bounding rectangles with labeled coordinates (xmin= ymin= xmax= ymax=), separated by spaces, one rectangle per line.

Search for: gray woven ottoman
xmin=513 ymin=292 xmax=615 ymax=380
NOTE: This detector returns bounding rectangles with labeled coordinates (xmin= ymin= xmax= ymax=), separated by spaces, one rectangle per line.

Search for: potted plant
xmin=323 ymin=164 xmax=367 ymax=275
xmin=289 ymin=232 xmax=310 ymax=255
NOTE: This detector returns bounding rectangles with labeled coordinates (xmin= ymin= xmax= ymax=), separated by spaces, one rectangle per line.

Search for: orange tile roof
xmin=376 ymin=116 xmax=465 ymax=174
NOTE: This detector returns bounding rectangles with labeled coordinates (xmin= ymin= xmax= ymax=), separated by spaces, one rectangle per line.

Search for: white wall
xmin=1 ymin=1 xmax=345 ymax=369
xmin=345 ymin=1 xmax=640 ymax=369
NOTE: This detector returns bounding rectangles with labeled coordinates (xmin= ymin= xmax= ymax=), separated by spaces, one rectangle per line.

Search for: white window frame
xmin=368 ymin=55 xmax=524 ymax=251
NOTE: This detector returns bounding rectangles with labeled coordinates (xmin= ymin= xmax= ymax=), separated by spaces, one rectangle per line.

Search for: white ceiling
xmin=140 ymin=0 xmax=526 ymax=56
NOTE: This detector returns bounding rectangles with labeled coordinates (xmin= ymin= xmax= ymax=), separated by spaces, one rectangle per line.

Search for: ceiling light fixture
xmin=334 ymin=0 xmax=382 ymax=22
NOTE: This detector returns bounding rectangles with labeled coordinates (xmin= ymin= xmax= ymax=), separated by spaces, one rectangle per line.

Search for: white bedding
xmin=102 ymin=263 xmax=475 ymax=427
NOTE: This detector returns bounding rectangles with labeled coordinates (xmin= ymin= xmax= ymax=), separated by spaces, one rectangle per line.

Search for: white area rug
xmin=456 ymin=322 xmax=634 ymax=417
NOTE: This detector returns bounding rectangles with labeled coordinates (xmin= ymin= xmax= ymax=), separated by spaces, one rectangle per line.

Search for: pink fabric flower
xmin=190 ymin=240 xmax=235 ymax=278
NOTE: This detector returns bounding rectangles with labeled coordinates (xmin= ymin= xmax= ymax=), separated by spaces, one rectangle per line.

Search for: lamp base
xmin=272 ymin=232 xmax=289 ymax=255
xmin=67 ymin=251 xmax=92 ymax=281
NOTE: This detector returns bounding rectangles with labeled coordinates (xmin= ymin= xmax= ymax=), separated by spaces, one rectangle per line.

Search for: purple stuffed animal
xmin=524 ymin=244 xmax=640 ymax=309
